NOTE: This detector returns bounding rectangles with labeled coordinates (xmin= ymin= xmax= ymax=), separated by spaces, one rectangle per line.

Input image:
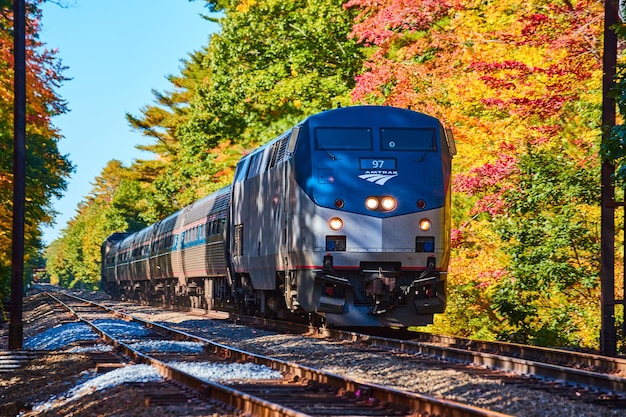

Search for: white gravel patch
xmin=23 ymin=318 xmax=153 ymax=350
xmin=169 ymin=361 xmax=283 ymax=382
xmin=29 ymin=364 xmax=163 ymax=414
xmin=24 ymin=322 xmax=98 ymax=350
xmin=67 ymin=344 xmax=114 ymax=353
xmin=127 ymin=340 xmax=205 ymax=354
xmin=92 ymin=319 xmax=152 ymax=339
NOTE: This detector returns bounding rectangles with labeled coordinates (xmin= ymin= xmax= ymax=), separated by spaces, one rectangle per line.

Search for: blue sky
xmin=39 ymin=0 xmax=218 ymax=244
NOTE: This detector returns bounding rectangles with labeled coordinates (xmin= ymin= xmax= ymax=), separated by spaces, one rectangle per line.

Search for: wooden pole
xmin=600 ymin=0 xmax=618 ymax=355
xmin=9 ymin=0 xmax=26 ymax=350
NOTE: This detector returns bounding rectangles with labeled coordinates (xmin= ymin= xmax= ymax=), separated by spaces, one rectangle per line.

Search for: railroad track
xmin=333 ymin=328 xmax=626 ymax=396
xmin=226 ymin=315 xmax=626 ymax=404
xmin=41 ymin=288 xmax=511 ymax=417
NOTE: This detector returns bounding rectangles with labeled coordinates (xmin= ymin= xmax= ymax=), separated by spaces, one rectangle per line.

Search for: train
xmin=101 ymin=105 xmax=456 ymax=327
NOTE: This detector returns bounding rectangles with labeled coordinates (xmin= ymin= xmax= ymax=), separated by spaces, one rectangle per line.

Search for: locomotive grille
xmin=234 ymin=224 xmax=244 ymax=257
xmin=268 ymin=141 xmax=280 ymax=169
xmin=269 ymin=134 xmax=289 ymax=168
xmin=275 ymin=135 xmax=288 ymax=163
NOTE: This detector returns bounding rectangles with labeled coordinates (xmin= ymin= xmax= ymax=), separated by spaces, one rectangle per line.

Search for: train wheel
xmin=264 ymin=291 xmax=286 ymax=319
xmin=308 ymin=313 xmax=327 ymax=329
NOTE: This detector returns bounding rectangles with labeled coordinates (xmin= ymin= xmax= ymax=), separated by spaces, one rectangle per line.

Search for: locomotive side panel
xmin=231 ymin=135 xmax=290 ymax=290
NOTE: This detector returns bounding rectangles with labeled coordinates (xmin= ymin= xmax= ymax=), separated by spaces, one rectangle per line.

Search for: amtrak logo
xmin=359 ymin=170 xmax=398 ymax=185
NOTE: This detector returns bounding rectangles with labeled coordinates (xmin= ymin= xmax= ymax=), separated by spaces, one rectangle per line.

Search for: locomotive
xmin=101 ymin=106 xmax=456 ymax=327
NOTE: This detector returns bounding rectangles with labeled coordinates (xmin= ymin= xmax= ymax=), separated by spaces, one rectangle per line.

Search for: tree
xmin=173 ymin=0 xmax=364 ymax=201
xmin=0 ymin=0 xmax=73 ymax=301
xmin=492 ymin=147 xmax=600 ymax=345
xmin=346 ymin=0 xmax=605 ymax=346
xmin=45 ymin=160 xmax=144 ymax=289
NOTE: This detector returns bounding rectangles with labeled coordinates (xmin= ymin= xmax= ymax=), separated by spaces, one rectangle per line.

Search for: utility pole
xmin=9 ymin=0 xmax=26 ymax=350
xmin=600 ymin=0 xmax=618 ymax=355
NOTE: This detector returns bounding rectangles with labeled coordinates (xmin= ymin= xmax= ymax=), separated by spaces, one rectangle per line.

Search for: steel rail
xmin=393 ymin=331 xmax=626 ymax=374
xmin=211 ymin=314 xmax=626 ymax=395
xmin=356 ymin=334 xmax=626 ymax=394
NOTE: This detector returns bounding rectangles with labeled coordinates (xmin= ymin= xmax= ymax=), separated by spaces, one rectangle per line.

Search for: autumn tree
xmin=455 ymin=1 xmax=604 ymax=346
xmin=0 ymin=0 xmax=73 ymax=300
xmin=346 ymin=0 xmax=605 ymax=346
xmin=45 ymin=160 xmax=146 ymax=288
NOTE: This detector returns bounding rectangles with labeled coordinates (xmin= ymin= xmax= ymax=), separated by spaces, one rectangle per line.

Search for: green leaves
xmin=490 ymin=148 xmax=600 ymax=344
xmin=45 ymin=160 xmax=151 ymax=288
xmin=604 ymin=62 xmax=626 ymax=184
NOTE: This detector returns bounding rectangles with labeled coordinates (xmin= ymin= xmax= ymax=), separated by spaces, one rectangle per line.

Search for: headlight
xmin=365 ymin=196 xmax=397 ymax=211
xmin=419 ymin=218 xmax=432 ymax=231
xmin=365 ymin=197 xmax=379 ymax=210
xmin=381 ymin=197 xmax=397 ymax=211
xmin=329 ymin=217 xmax=344 ymax=231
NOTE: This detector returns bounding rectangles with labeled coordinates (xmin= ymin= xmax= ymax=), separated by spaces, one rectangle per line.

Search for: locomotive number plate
xmin=360 ymin=158 xmax=397 ymax=170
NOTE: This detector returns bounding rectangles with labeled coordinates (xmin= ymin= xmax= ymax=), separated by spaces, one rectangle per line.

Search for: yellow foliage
xmin=236 ymin=0 xmax=257 ymax=13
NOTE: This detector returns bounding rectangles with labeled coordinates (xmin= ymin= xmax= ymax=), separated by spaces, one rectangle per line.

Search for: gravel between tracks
xmin=2 ymin=289 xmax=625 ymax=417
xmin=124 ymin=301 xmax=626 ymax=417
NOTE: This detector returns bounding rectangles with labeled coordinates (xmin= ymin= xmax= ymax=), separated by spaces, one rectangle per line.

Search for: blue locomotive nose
xmin=292 ymin=108 xmax=448 ymax=219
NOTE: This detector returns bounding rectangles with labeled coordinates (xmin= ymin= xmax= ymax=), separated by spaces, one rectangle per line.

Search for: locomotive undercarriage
xmin=107 ymin=257 xmax=445 ymax=327
xmin=289 ymin=257 xmax=446 ymax=327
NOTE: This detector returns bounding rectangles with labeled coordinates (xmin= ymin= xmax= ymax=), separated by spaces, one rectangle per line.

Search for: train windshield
xmin=380 ymin=128 xmax=437 ymax=151
xmin=315 ymin=127 xmax=372 ymax=150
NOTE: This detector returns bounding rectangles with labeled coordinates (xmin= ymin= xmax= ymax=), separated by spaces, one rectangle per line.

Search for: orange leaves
xmin=346 ymin=0 xmax=604 ymax=340
xmin=347 ymin=0 xmax=603 ymax=143
xmin=0 ymin=1 xmax=72 ymax=266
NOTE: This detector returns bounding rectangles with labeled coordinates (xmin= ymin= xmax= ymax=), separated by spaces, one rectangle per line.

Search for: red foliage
xmin=513 ymin=1 xmax=601 ymax=56
xmin=344 ymin=0 xmax=456 ymax=46
xmin=454 ymin=144 xmax=517 ymax=196
xmin=454 ymin=143 xmax=518 ymax=216
xmin=0 ymin=0 xmax=67 ymax=132
xmin=477 ymin=269 xmax=508 ymax=286
xmin=470 ymin=56 xmax=593 ymax=122
xmin=450 ymin=228 xmax=464 ymax=248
